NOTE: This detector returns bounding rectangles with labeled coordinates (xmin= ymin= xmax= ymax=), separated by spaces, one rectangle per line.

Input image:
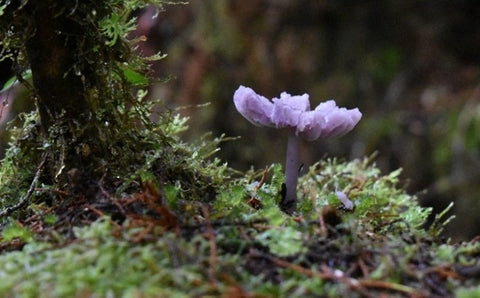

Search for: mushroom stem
xmin=282 ymin=128 xmax=299 ymax=213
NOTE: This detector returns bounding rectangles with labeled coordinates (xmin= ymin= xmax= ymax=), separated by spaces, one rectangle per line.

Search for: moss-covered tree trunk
xmin=19 ymin=1 xmax=106 ymax=194
xmin=24 ymin=1 xmax=91 ymax=133
xmin=1 ymin=0 xmax=222 ymax=220
xmin=0 ymin=0 xmax=122 ymax=194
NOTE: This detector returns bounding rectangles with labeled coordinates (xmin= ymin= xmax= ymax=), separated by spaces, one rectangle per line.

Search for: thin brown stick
xmin=0 ymin=152 xmax=48 ymax=218
xmin=84 ymin=205 xmax=105 ymax=217
xmin=253 ymin=249 xmax=424 ymax=297
xmin=98 ymin=173 xmax=126 ymax=215
xmin=254 ymin=165 xmax=270 ymax=193
xmin=246 ymin=165 xmax=270 ymax=208
xmin=201 ymin=204 xmax=218 ymax=283
xmin=34 ymin=188 xmax=72 ymax=197
xmin=249 ymin=249 xmax=372 ymax=298
xmin=358 ymin=280 xmax=425 ymax=296
xmin=318 ymin=209 xmax=328 ymax=238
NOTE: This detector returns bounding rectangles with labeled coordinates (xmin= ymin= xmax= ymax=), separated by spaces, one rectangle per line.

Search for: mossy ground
xmin=1 ymin=139 xmax=480 ymax=297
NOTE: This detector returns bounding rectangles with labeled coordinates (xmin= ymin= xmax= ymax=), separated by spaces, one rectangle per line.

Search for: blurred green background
xmin=1 ymin=1 xmax=480 ymax=240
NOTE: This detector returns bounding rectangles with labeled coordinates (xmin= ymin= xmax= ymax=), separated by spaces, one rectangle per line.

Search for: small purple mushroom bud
xmin=233 ymin=85 xmax=362 ymax=213
xmin=335 ymin=191 xmax=354 ymax=211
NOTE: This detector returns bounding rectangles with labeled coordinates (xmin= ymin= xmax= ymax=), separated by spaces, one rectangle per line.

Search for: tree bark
xmin=24 ymin=1 xmax=91 ymax=132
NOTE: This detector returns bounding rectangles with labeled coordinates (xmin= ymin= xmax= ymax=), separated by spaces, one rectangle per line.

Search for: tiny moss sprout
xmin=233 ymin=85 xmax=361 ymax=213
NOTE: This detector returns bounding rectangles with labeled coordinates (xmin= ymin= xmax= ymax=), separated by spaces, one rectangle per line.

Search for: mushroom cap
xmin=271 ymin=92 xmax=310 ymax=128
xmin=233 ymin=86 xmax=274 ymax=127
xmin=233 ymin=86 xmax=362 ymax=141
xmin=298 ymin=100 xmax=362 ymax=141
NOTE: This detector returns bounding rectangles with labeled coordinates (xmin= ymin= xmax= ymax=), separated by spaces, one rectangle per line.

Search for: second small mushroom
xmin=233 ymin=85 xmax=362 ymax=213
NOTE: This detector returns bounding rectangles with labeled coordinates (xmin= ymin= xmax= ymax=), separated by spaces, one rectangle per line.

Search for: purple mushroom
xmin=233 ymin=85 xmax=362 ymax=213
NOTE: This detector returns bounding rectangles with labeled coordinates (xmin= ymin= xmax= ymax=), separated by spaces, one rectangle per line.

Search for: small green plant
xmin=1 ymin=221 xmax=32 ymax=242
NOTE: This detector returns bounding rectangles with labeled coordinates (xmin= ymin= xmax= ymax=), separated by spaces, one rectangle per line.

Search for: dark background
xmin=2 ymin=1 xmax=480 ymax=240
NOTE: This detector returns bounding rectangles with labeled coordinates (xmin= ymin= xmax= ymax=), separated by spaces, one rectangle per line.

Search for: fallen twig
xmin=98 ymin=173 xmax=126 ymax=215
xmin=0 ymin=152 xmax=48 ymax=218
xmin=201 ymin=204 xmax=218 ymax=283
xmin=250 ymin=248 xmax=425 ymax=297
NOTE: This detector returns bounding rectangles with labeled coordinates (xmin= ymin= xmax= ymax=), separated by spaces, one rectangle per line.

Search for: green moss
xmin=298 ymin=157 xmax=433 ymax=234
xmin=1 ymin=221 xmax=33 ymax=242
xmin=0 ymin=219 xmax=215 ymax=297
xmin=0 ymin=0 xmax=228 ymax=223
xmin=2 ymin=156 xmax=472 ymax=297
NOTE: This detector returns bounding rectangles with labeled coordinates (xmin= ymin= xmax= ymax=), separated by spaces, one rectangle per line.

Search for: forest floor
xmin=1 ymin=157 xmax=480 ymax=297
